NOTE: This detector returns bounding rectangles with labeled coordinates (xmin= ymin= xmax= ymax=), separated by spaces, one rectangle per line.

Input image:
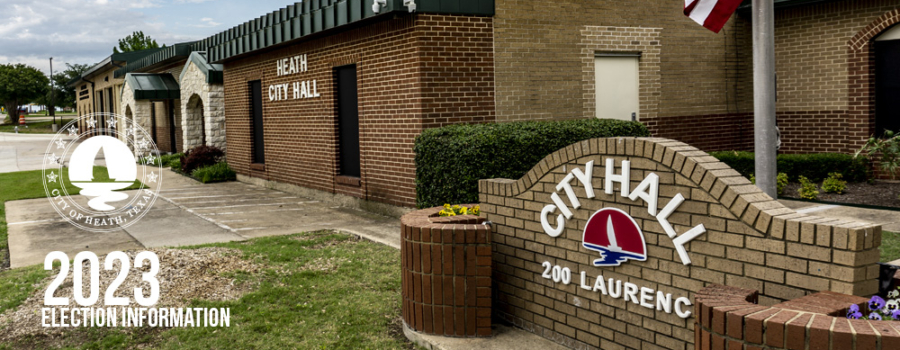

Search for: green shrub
xmin=749 ymin=172 xmax=789 ymax=196
xmin=159 ymin=153 xmax=184 ymax=168
xmin=798 ymin=176 xmax=819 ymax=200
xmin=855 ymin=130 xmax=900 ymax=180
xmin=777 ymin=172 xmax=789 ymax=196
xmin=709 ymin=151 xmax=868 ymax=182
xmin=192 ymin=162 xmax=236 ymax=183
xmin=821 ymin=172 xmax=847 ymax=194
xmin=415 ymin=119 xmax=650 ymax=208
xmin=169 ymin=159 xmax=181 ymax=171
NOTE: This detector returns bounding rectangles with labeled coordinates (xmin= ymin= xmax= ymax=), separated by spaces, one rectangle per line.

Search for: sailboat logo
xmin=582 ymin=208 xmax=647 ymax=266
xmin=68 ymin=136 xmax=137 ymax=211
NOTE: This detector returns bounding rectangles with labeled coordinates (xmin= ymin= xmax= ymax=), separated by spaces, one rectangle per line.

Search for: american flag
xmin=684 ymin=0 xmax=744 ymax=33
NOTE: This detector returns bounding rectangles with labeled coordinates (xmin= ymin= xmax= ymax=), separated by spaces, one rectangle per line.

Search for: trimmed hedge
xmin=192 ymin=162 xmax=237 ymax=183
xmin=709 ymin=151 xmax=869 ymax=183
xmin=414 ymin=119 xmax=651 ymax=208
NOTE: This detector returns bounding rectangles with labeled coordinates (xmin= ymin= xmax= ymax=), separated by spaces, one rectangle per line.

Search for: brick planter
xmin=695 ymin=285 xmax=900 ymax=350
xmin=400 ymin=205 xmax=492 ymax=337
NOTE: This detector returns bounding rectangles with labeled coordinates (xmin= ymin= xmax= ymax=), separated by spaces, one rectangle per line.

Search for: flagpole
xmin=752 ymin=0 xmax=777 ymax=198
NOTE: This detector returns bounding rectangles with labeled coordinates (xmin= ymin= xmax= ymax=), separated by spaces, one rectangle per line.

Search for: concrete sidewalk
xmin=5 ymin=168 xmax=399 ymax=267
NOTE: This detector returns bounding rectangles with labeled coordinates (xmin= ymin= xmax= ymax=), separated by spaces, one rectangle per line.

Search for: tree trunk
xmin=4 ymin=101 xmax=17 ymax=125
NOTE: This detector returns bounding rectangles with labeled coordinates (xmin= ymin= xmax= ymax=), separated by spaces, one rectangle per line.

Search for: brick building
xmin=67 ymin=49 xmax=162 ymax=137
xmin=69 ymin=43 xmax=225 ymax=155
xmin=491 ymin=0 xmax=900 ymax=154
xmin=200 ymin=0 xmax=494 ymax=210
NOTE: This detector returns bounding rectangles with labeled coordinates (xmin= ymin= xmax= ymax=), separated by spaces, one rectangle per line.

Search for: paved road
xmin=0 ymin=132 xmax=61 ymax=173
xmin=5 ymin=169 xmax=400 ymax=267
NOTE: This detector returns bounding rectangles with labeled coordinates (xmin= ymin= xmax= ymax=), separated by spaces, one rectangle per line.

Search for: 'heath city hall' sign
xmin=478 ymin=137 xmax=882 ymax=350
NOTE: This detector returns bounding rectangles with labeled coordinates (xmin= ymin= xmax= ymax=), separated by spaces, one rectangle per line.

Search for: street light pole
xmin=49 ymin=57 xmax=56 ymax=124
xmin=752 ymin=0 xmax=777 ymax=198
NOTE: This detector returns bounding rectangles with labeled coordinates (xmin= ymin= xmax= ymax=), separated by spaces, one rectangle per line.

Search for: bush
xmin=181 ymin=145 xmax=225 ymax=175
xmin=709 ymin=151 xmax=869 ymax=183
xmin=415 ymin=119 xmax=650 ymax=208
xmin=855 ymin=130 xmax=900 ymax=180
xmin=750 ymin=172 xmax=790 ymax=196
xmin=798 ymin=176 xmax=819 ymax=200
xmin=159 ymin=153 xmax=184 ymax=168
xmin=192 ymin=162 xmax=236 ymax=183
xmin=822 ymin=172 xmax=847 ymax=194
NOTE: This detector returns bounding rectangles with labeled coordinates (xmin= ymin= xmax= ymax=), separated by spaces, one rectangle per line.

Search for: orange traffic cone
xmin=18 ymin=115 xmax=25 ymax=125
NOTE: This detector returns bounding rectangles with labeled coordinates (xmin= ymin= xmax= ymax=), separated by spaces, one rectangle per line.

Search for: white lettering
xmin=571 ymin=161 xmax=595 ymax=198
xmin=629 ymin=173 xmax=660 ymax=216
xmin=540 ymin=204 xmax=565 ymax=237
xmin=300 ymin=54 xmax=307 ymax=72
xmin=605 ymin=158 xmax=631 ymax=197
xmin=580 ymin=271 xmax=591 ymax=290
xmin=312 ymin=80 xmax=320 ymax=97
xmin=556 ymin=173 xmax=581 ymax=209
xmin=592 ymin=275 xmax=608 ymax=295
xmin=550 ymin=192 xmax=573 ymax=220
xmin=656 ymin=193 xmax=685 ymax=239
xmin=656 ymin=291 xmax=673 ymax=313
xmin=639 ymin=287 xmax=655 ymax=309
xmin=623 ymin=282 xmax=639 ymax=304
xmin=675 ymin=297 xmax=693 ymax=318
xmin=672 ymin=224 xmax=707 ymax=265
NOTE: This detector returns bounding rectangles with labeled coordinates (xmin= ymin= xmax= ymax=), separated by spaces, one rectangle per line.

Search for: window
xmin=249 ymin=80 xmax=265 ymax=164
xmin=335 ymin=65 xmax=360 ymax=178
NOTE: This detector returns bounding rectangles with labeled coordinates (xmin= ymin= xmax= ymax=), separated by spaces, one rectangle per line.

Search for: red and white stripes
xmin=684 ymin=0 xmax=743 ymax=33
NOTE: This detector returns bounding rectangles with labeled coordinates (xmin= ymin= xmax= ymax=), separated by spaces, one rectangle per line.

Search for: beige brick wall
xmin=479 ymin=137 xmax=881 ymax=350
xmin=493 ymin=0 xmax=751 ymax=122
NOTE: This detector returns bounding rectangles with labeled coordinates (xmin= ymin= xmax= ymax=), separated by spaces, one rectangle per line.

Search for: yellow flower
xmin=460 ymin=207 xmax=469 ymax=215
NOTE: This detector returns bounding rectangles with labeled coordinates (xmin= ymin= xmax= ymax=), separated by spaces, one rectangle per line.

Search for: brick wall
xmin=492 ymin=0 xmax=754 ymax=149
xmin=768 ymin=1 xmax=900 ymax=154
xmin=694 ymin=284 xmax=900 ymax=350
xmin=223 ymin=13 xmax=494 ymax=207
xmin=479 ymin=137 xmax=882 ymax=350
xmin=400 ymin=206 xmax=492 ymax=337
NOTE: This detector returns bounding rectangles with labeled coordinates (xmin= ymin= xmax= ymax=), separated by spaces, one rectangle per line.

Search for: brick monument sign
xmin=477 ymin=137 xmax=883 ymax=350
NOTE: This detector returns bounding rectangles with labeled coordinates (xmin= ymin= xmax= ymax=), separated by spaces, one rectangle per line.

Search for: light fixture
xmin=372 ymin=0 xmax=386 ymax=13
xmin=404 ymin=0 xmax=416 ymax=12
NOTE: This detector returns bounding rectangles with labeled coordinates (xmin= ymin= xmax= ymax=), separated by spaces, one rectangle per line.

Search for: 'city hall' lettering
xmin=270 ymin=54 xmax=320 ymax=101
xmin=540 ymin=159 xmax=707 ymax=265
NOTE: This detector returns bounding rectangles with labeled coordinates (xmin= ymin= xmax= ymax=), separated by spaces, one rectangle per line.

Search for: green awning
xmin=124 ymin=73 xmax=180 ymax=100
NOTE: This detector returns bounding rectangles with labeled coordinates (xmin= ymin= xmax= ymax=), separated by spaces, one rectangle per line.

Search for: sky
xmin=0 ymin=0 xmax=296 ymax=76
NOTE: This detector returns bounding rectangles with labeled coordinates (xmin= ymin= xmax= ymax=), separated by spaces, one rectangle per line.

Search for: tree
xmin=113 ymin=31 xmax=162 ymax=53
xmin=52 ymin=63 xmax=89 ymax=110
xmin=0 ymin=64 xmax=49 ymax=124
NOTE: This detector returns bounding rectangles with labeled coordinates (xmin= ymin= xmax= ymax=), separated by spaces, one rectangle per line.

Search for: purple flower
xmin=850 ymin=304 xmax=860 ymax=313
xmin=892 ymin=310 xmax=900 ymax=320
xmin=869 ymin=312 xmax=883 ymax=321
xmin=869 ymin=296 xmax=886 ymax=311
xmin=848 ymin=312 xmax=863 ymax=319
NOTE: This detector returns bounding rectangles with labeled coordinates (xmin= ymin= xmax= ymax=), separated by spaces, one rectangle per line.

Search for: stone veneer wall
xmin=180 ymin=61 xmax=226 ymax=151
xmin=479 ymin=137 xmax=882 ymax=350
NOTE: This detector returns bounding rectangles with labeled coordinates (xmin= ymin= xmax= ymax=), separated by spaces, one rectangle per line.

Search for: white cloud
xmin=193 ymin=17 xmax=221 ymax=28
xmin=0 ymin=0 xmax=197 ymax=74
xmin=174 ymin=0 xmax=216 ymax=3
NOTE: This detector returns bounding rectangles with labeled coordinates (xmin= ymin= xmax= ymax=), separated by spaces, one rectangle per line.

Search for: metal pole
xmin=752 ymin=0 xmax=777 ymax=198
xmin=50 ymin=57 xmax=56 ymax=122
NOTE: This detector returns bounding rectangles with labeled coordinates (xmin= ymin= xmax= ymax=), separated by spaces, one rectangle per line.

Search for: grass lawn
xmin=882 ymin=231 xmax=900 ymax=263
xmin=0 ymin=119 xmax=74 ymax=134
xmin=0 ymin=231 xmax=410 ymax=349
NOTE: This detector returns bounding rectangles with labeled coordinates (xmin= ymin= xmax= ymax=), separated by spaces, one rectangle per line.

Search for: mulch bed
xmin=782 ymin=181 xmax=900 ymax=209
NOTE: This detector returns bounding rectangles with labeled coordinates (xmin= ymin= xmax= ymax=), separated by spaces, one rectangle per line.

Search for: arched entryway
xmin=875 ymin=24 xmax=900 ymax=136
xmin=185 ymin=93 xmax=206 ymax=149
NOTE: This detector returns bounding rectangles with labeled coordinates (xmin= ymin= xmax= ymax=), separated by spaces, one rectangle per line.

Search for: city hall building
xmin=69 ymin=0 xmax=900 ymax=210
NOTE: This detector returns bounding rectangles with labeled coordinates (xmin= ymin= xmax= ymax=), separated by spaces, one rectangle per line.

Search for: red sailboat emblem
xmin=582 ymin=208 xmax=647 ymax=266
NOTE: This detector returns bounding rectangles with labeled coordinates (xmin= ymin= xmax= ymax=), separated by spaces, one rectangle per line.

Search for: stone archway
xmin=184 ymin=93 xmax=206 ymax=149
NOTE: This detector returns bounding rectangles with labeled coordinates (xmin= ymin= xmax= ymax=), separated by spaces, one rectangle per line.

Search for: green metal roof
xmin=201 ymin=0 xmax=494 ymax=64
xmin=179 ymin=52 xmax=223 ymax=84
xmin=66 ymin=48 xmax=164 ymax=88
xmin=124 ymin=73 xmax=181 ymax=100
xmin=114 ymin=42 xmax=202 ymax=79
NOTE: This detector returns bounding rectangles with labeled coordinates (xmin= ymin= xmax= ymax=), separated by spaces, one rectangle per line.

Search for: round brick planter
xmin=400 ymin=205 xmax=492 ymax=337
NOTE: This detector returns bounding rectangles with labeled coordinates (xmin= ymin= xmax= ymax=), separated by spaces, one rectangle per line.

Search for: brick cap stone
xmin=478 ymin=137 xmax=881 ymax=246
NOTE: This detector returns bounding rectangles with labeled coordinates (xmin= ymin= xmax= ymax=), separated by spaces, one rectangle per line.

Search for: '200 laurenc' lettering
xmin=540 ymin=159 xmax=707 ymax=265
